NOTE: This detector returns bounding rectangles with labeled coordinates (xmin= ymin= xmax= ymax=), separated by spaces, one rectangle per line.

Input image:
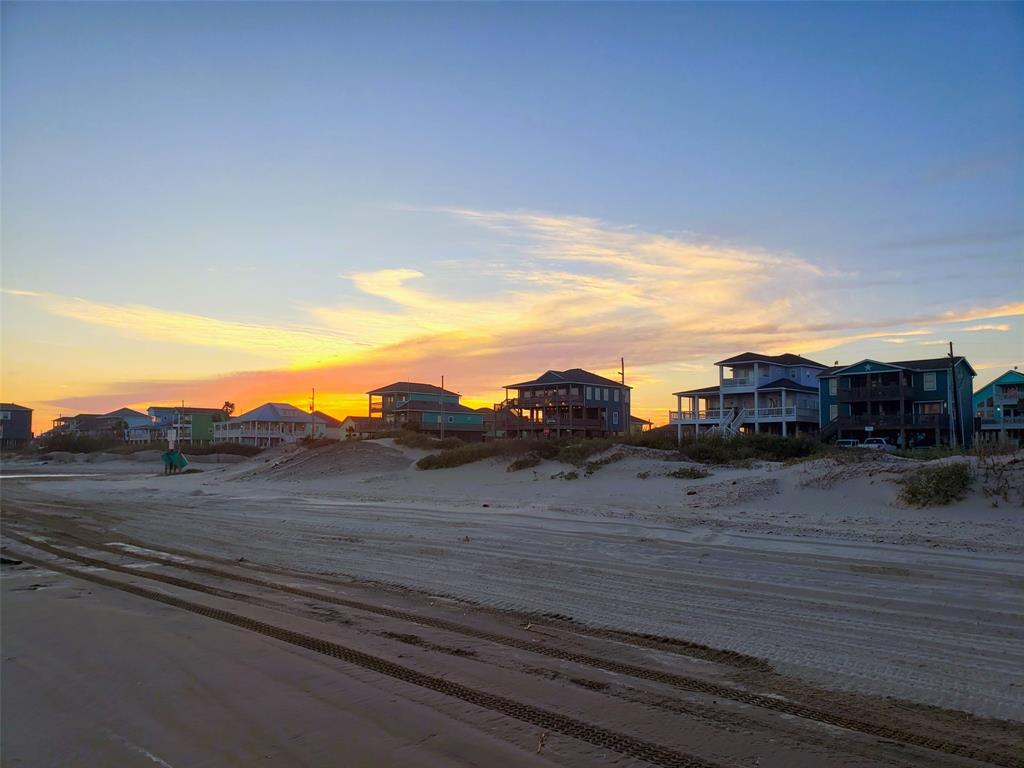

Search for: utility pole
xmin=948 ymin=342 xmax=960 ymax=449
xmin=310 ymin=387 xmax=316 ymax=440
xmin=440 ymin=376 xmax=445 ymax=440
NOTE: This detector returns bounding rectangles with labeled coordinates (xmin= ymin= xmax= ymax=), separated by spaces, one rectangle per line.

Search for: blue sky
xmin=2 ymin=2 xmax=1022 ymax=422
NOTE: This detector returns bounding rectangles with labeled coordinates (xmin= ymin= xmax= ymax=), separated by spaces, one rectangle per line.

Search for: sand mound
xmin=239 ymin=440 xmax=412 ymax=481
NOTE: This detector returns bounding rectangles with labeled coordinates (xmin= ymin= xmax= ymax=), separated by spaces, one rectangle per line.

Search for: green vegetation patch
xmin=899 ymin=462 xmax=973 ymax=507
xmin=676 ymin=433 xmax=822 ymax=465
xmin=667 ymin=466 xmax=710 ymax=479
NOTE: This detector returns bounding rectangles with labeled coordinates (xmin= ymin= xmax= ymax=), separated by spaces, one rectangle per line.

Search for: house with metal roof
xmin=212 ymin=402 xmax=344 ymax=447
xmin=499 ymin=368 xmax=631 ymax=438
xmin=0 ymin=403 xmax=33 ymax=449
xmin=817 ymin=356 xmax=976 ymax=447
xmin=366 ymin=381 xmax=485 ymax=440
xmin=972 ymin=369 xmax=1023 ymax=444
xmin=670 ymin=353 xmax=826 ymax=440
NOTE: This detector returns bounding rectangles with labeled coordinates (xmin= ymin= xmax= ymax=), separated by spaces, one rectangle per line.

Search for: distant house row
xmin=13 ymin=358 xmax=1020 ymax=451
xmin=670 ymin=351 xmax=1022 ymax=448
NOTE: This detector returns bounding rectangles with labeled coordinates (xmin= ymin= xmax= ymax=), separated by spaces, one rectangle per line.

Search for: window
xmin=0 ymin=412 xmax=10 ymax=421
xmin=558 ymin=387 xmax=567 ymax=396
xmin=828 ymin=379 xmax=837 ymax=396
xmin=447 ymin=415 xmax=455 ymax=423
xmin=829 ymin=404 xmax=838 ymax=421
xmin=612 ymin=411 xmax=619 ymax=425
xmin=613 ymin=389 xmax=619 ymax=402
xmin=522 ymin=390 xmax=531 ymax=399
xmin=624 ymin=390 xmax=630 ymax=402
xmin=923 ymin=372 xmax=937 ymax=391
xmin=570 ymin=387 xmax=580 ymax=396
xmin=603 ymin=389 xmax=609 ymax=401
xmin=586 ymin=386 xmax=593 ymax=400
xmin=918 ymin=402 xmax=943 ymax=415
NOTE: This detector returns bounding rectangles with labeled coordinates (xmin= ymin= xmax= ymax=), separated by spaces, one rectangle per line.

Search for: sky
xmin=2 ymin=2 xmax=1022 ymax=429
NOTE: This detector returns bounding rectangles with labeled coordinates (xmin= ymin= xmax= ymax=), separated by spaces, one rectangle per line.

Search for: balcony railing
xmin=721 ymin=377 xmax=754 ymax=388
xmin=669 ymin=407 xmax=818 ymax=424
xmin=980 ymin=415 xmax=1024 ymax=428
xmin=835 ymin=414 xmax=949 ymax=429
xmin=838 ymin=385 xmax=914 ymax=402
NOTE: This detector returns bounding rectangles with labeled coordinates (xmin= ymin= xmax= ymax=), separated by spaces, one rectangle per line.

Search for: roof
xmin=715 ymin=352 xmax=828 ymax=368
xmin=755 ymin=377 xmax=818 ymax=393
xmin=394 ymin=400 xmax=479 ymax=414
xmin=974 ymin=369 xmax=1024 ymax=396
xmin=506 ymin=368 xmax=630 ymax=389
xmin=630 ymin=415 xmax=652 ymax=425
xmin=234 ymin=402 xmax=343 ymax=427
xmin=148 ymin=405 xmax=228 ymax=416
xmin=366 ymin=381 xmax=459 ymax=397
xmin=0 ymin=403 xmax=32 ymax=412
xmin=672 ymin=378 xmax=817 ymax=396
xmin=340 ymin=416 xmax=383 ymax=430
xmin=101 ymin=407 xmax=149 ymax=420
xmin=820 ymin=357 xmax=977 ymax=377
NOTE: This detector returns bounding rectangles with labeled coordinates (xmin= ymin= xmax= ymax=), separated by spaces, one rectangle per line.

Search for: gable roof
xmin=340 ymin=416 xmax=383 ymax=429
xmin=715 ymin=352 xmax=828 ymax=368
xmin=0 ymin=403 xmax=32 ymax=412
xmin=672 ymin=379 xmax=817 ymax=396
xmin=148 ymin=405 xmax=229 ymax=416
xmin=820 ymin=357 xmax=976 ymax=377
xmin=630 ymin=415 xmax=653 ymax=425
xmin=101 ymin=407 xmax=149 ymax=420
xmin=366 ymin=381 xmax=459 ymax=397
xmin=974 ymin=369 xmax=1024 ymax=396
xmin=506 ymin=368 xmax=630 ymax=389
xmin=234 ymin=402 xmax=342 ymax=427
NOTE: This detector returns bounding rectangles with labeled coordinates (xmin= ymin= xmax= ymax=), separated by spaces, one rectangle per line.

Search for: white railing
xmin=980 ymin=415 xmax=1024 ymax=427
xmin=669 ymin=409 xmax=727 ymax=423
xmin=721 ymin=377 xmax=754 ymax=388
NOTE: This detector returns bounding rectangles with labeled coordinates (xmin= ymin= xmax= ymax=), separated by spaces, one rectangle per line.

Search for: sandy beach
xmin=3 ymin=441 xmax=1022 ymax=767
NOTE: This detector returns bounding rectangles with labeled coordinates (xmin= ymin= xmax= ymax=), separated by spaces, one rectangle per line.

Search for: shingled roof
xmin=366 ymin=381 xmax=460 ymax=397
xmin=233 ymin=402 xmax=343 ymax=427
xmin=715 ymin=352 xmax=828 ymax=368
xmin=506 ymin=368 xmax=630 ymax=389
xmin=819 ymin=357 xmax=976 ymax=377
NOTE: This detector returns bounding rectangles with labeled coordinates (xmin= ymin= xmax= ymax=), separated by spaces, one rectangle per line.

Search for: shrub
xmin=508 ymin=454 xmax=542 ymax=472
xmin=417 ymin=443 xmax=499 ymax=469
xmin=583 ymin=451 xmax=625 ymax=475
xmin=551 ymin=470 xmax=579 ymax=480
xmin=899 ymin=462 xmax=973 ymax=507
xmin=636 ymin=470 xmax=651 ymax=479
xmin=557 ymin=439 xmax=614 ymax=466
xmin=676 ymin=433 xmax=822 ymax=465
xmin=667 ymin=466 xmax=710 ymax=479
xmin=38 ymin=434 xmax=120 ymax=454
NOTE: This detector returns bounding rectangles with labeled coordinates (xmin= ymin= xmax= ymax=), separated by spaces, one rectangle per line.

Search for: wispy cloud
xmin=10 ymin=207 xmax=1024 ymax=424
xmin=962 ymin=324 xmax=1011 ymax=332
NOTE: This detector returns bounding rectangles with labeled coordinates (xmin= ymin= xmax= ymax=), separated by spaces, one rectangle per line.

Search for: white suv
xmin=834 ymin=439 xmax=860 ymax=448
xmin=861 ymin=437 xmax=896 ymax=452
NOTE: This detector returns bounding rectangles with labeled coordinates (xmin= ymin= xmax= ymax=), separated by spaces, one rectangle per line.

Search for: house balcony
xmin=835 ymin=414 xmax=949 ymax=430
xmin=721 ymin=377 xmax=755 ymax=389
xmin=670 ymin=407 xmax=818 ymax=425
xmin=979 ymin=415 xmax=1024 ymax=429
xmin=838 ymin=385 xmax=914 ymax=403
xmin=994 ymin=392 xmax=1021 ymax=406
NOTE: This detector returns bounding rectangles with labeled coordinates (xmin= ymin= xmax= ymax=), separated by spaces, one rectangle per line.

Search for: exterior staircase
xmin=819 ymin=418 xmax=840 ymax=443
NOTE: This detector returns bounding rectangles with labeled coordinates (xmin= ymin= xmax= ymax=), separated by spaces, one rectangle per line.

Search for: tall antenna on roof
xmin=619 ymin=357 xmax=625 ymax=386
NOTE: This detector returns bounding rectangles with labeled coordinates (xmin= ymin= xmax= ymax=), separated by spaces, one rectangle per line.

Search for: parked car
xmin=834 ymin=438 xmax=860 ymax=448
xmin=861 ymin=437 xmax=896 ymax=452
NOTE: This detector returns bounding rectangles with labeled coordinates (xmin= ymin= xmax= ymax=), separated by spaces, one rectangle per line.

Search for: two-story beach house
xmin=499 ymin=368 xmax=631 ymax=438
xmin=670 ymin=353 xmax=825 ymax=440
xmin=144 ymin=405 xmax=230 ymax=445
xmin=0 ymin=403 xmax=33 ymax=449
xmin=818 ymin=356 xmax=976 ymax=447
xmin=973 ymin=369 xmax=1023 ymax=444
xmin=367 ymin=381 xmax=486 ymax=440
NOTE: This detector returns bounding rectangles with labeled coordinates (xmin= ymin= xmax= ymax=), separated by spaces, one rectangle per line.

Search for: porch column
xmin=718 ymin=366 xmax=724 ymax=425
xmin=753 ymin=363 xmax=760 ymax=433
xmin=781 ymin=390 xmax=788 ymax=437
xmin=676 ymin=394 xmax=683 ymax=445
xmin=694 ymin=396 xmax=700 ymax=437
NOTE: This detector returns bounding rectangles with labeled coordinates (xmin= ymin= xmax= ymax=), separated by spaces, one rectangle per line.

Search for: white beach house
xmin=670 ymin=352 xmax=825 ymax=440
